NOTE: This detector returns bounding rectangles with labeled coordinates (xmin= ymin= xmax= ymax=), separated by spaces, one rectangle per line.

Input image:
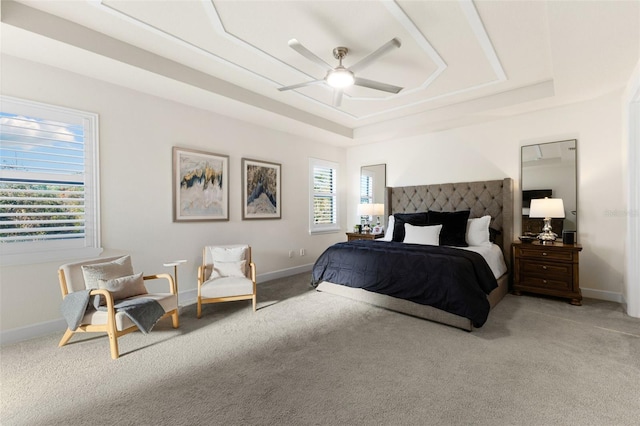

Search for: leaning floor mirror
xmin=521 ymin=139 xmax=577 ymax=241
xmin=360 ymin=164 xmax=386 ymax=231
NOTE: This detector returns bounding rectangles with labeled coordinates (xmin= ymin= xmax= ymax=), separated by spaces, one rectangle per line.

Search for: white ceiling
xmin=1 ymin=0 xmax=639 ymax=146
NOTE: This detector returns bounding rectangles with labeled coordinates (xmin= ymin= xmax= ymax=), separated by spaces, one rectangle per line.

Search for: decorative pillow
xmin=208 ymin=246 xmax=246 ymax=262
xmin=81 ymin=255 xmax=134 ymax=290
xmin=95 ymin=272 xmax=147 ymax=305
xmin=403 ymin=224 xmax=442 ymax=246
xmin=427 ymin=210 xmax=471 ymax=247
xmin=208 ymin=246 xmax=248 ymax=276
xmin=209 ymin=260 xmax=247 ymax=280
xmin=466 ymin=215 xmax=492 ymax=247
xmin=381 ymin=216 xmax=395 ymax=241
xmin=392 ymin=212 xmax=429 ymax=242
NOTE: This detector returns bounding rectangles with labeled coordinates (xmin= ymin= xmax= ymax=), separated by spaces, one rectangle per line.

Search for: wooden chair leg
xmin=58 ymin=328 xmax=74 ymax=347
xmin=172 ymin=311 xmax=179 ymax=328
xmin=108 ymin=332 xmax=120 ymax=359
xmin=252 ymin=294 xmax=257 ymax=312
xmin=197 ymin=298 xmax=202 ymax=319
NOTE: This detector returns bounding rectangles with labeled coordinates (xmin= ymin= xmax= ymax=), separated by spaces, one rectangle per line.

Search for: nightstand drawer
xmin=518 ymin=247 xmax=575 ymax=262
xmin=521 ymin=260 xmax=573 ymax=278
xmin=519 ymin=276 xmax=573 ymax=291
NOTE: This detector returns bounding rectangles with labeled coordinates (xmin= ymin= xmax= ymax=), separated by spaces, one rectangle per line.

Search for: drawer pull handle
xmin=543 ymin=280 xmax=548 ymax=284
xmin=542 ymin=252 xmax=548 ymax=256
xmin=542 ymin=266 xmax=548 ymax=270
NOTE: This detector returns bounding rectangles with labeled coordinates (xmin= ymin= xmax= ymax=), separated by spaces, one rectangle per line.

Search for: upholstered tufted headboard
xmin=386 ymin=178 xmax=514 ymax=270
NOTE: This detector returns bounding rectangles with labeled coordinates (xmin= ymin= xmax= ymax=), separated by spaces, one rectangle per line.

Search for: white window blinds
xmin=0 ymin=96 xmax=101 ymax=264
xmin=309 ymin=158 xmax=339 ymax=234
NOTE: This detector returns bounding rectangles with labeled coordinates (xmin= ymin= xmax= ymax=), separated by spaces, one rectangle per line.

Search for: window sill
xmin=309 ymin=227 xmax=341 ymax=235
xmin=0 ymin=247 xmax=104 ymax=267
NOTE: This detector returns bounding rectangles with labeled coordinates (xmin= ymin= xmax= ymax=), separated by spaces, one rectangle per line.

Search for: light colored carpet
xmin=1 ymin=273 xmax=639 ymax=426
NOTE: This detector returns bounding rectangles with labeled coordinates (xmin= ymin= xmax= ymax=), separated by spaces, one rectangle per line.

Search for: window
xmin=0 ymin=96 xmax=101 ymax=265
xmin=309 ymin=158 xmax=339 ymax=234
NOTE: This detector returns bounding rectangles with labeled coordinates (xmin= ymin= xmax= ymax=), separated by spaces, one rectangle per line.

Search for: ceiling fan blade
xmin=348 ymin=38 xmax=401 ymax=74
xmin=354 ymin=77 xmax=403 ymax=94
xmin=288 ymin=39 xmax=333 ymax=71
xmin=333 ymin=89 xmax=344 ymax=107
xmin=278 ymin=79 xmax=325 ymax=91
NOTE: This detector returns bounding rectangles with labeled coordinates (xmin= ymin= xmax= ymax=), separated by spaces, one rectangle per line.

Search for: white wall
xmin=622 ymin=59 xmax=640 ymax=317
xmin=0 ymin=55 xmax=346 ymax=335
xmin=347 ymin=90 xmax=628 ymax=301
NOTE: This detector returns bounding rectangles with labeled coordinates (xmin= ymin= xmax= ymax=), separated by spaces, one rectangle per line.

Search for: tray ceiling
xmin=1 ymin=0 xmax=638 ymax=145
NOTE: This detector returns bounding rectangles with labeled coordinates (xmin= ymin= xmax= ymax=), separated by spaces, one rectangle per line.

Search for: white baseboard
xmin=0 ymin=264 xmax=315 ymax=346
xmin=257 ymin=263 xmax=314 ymax=283
xmin=0 ymin=318 xmax=67 ymax=346
xmin=581 ymin=287 xmax=623 ymax=303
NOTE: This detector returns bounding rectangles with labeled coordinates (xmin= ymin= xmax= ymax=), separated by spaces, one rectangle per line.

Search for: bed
xmin=312 ymin=178 xmax=514 ymax=331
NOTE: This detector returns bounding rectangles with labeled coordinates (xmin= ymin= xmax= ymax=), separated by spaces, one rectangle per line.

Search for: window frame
xmin=309 ymin=157 xmax=340 ymax=235
xmin=0 ymin=96 xmax=102 ymax=265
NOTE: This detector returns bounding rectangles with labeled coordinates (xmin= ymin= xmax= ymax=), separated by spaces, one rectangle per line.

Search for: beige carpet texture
xmin=2 ymin=273 xmax=640 ymax=425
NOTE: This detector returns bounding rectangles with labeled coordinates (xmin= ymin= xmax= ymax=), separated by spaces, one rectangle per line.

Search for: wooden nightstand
xmin=346 ymin=232 xmax=384 ymax=242
xmin=512 ymin=240 xmax=583 ymax=305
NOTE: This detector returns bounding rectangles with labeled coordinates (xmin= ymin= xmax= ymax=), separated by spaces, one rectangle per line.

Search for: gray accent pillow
xmin=81 ymin=255 xmax=134 ymax=290
xmin=95 ymin=272 xmax=147 ymax=305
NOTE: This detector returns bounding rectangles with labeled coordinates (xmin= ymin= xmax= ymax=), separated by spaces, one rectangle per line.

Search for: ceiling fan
xmin=278 ymin=38 xmax=403 ymax=107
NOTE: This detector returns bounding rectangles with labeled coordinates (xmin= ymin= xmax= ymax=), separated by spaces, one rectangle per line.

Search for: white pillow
xmin=381 ymin=216 xmax=394 ymax=241
xmin=403 ymin=224 xmax=442 ymax=246
xmin=81 ymin=255 xmax=134 ymax=290
xmin=208 ymin=246 xmax=246 ymax=262
xmin=466 ymin=215 xmax=492 ymax=246
xmin=209 ymin=260 xmax=247 ymax=280
xmin=96 ymin=272 xmax=147 ymax=305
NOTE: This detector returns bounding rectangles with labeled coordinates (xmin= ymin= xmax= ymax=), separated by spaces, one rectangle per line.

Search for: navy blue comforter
xmin=311 ymin=240 xmax=498 ymax=327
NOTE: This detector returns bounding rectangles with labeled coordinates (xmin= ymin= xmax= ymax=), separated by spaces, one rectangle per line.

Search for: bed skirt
xmin=315 ymin=273 xmax=509 ymax=332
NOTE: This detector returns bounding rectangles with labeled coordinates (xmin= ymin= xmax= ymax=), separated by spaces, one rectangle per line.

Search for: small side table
xmin=346 ymin=232 xmax=385 ymax=242
xmin=164 ymin=260 xmax=187 ymax=304
xmin=512 ymin=241 xmax=582 ymax=305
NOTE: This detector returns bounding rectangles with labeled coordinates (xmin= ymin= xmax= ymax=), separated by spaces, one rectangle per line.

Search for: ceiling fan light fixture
xmin=326 ymin=67 xmax=355 ymax=89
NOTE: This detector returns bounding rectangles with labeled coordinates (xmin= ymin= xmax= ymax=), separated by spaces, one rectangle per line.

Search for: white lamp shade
xmin=371 ymin=203 xmax=385 ymax=216
xmin=358 ymin=203 xmax=384 ymax=216
xmin=357 ymin=203 xmax=374 ymax=216
xmin=529 ymin=198 xmax=565 ymax=219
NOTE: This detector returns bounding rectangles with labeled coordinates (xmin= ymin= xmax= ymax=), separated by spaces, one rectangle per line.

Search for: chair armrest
xmin=89 ymin=288 xmax=115 ymax=311
xmin=143 ymin=273 xmax=177 ymax=295
xmin=249 ymin=261 xmax=256 ymax=282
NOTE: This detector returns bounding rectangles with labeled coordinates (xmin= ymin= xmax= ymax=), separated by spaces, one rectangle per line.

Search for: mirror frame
xmin=360 ymin=163 xmax=387 ymax=226
xmin=520 ymin=139 xmax=578 ymax=238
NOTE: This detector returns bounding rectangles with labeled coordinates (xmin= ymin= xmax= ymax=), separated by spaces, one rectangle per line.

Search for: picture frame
xmin=172 ymin=147 xmax=229 ymax=222
xmin=241 ymin=158 xmax=281 ymax=220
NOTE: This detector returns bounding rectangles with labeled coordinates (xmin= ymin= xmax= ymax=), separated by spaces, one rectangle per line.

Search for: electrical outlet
xmin=288 ymin=250 xmax=294 ymax=258
xmin=299 ymin=248 xmax=305 ymax=256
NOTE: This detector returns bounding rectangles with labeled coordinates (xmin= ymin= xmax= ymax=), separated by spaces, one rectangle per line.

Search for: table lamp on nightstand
xmin=371 ymin=203 xmax=385 ymax=231
xmin=358 ymin=203 xmax=385 ymax=232
xmin=357 ymin=203 xmax=373 ymax=232
xmin=529 ymin=197 xmax=565 ymax=243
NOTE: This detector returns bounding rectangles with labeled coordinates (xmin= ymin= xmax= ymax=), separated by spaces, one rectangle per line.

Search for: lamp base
xmin=537 ymin=217 xmax=558 ymax=243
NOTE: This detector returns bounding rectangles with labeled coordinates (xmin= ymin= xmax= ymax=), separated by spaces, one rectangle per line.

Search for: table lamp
xmin=529 ymin=197 xmax=565 ymax=243
xmin=357 ymin=203 xmax=375 ymax=232
xmin=371 ymin=203 xmax=385 ymax=227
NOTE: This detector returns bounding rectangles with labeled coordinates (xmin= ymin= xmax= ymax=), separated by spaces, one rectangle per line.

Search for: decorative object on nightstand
xmin=512 ymin=240 xmax=583 ymax=305
xmin=528 ymin=197 xmax=565 ymax=243
xmin=346 ymin=232 xmax=384 ymax=242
